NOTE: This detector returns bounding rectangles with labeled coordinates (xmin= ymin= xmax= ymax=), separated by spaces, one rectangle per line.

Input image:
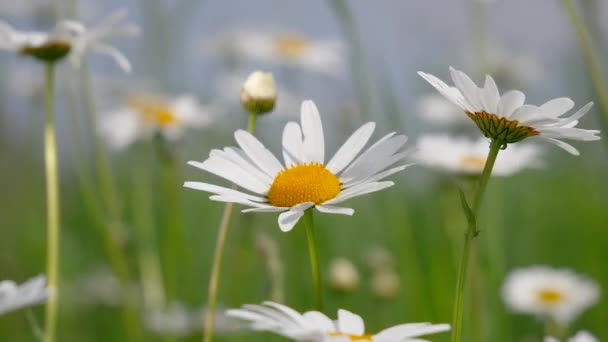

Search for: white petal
xmin=300 ymin=100 xmax=325 ymax=163
xmin=325 ymin=181 xmax=394 ymax=205
xmin=510 ymin=105 xmax=546 ymax=124
xmin=242 ymin=206 xmax=287 ymax=213
xmin=91 ymin=43 xmax=132 ymax=73
xmin=337 ymin=309 xmax=365 ymax=335
xmin=209 ymin=195 xmax=270 ymax=208
xmin=315 ymin=205 xmax=354 ymax=216
xmin=187 ymin=159 xmax=269 ymax=194
xmin=218 ymin=147 xmax=274 ymax=184
xmin=234 ymin=130 xmax=284 ymax=177
xmin=339 ymin=134 xmax=407 ymax=183
xmin=374 ymin=323 xmax=451 ymax=340
xmin=538 ymin=137 xmax=580 ymax=155
xmin=540 ymin=97 xmax=575 ymax=118
xmin=497 ymin=90 xmax=525 ymax=118
xmin=481 ymin=75 xmax=500 ymax=113
xmin=277 ymin=202 xmax=313 ymax=232
xmin=302 ymin=311 xmax=335 ymax=330
xmin=450 ymin=66 xmax=483 ymax=111
xmin=282 ymin=122 xmax=303 ymax=167
xmin=417 ymin=71 xmax=471 ymax=111
xmin=344 ymin=163 xmax=413 ymax=188
xmin=183 ymin=181 xmax=267 ymax=202
xmin=326 ymin=122 xmax=376 ymax=174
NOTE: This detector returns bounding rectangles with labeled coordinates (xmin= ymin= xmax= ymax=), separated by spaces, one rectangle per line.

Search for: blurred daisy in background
xmin=329 ymin=257 xmax=360 ymax=293
xmin=98 ymin=93 xmax=216 ymax=150
xmin=0 ymin=275 xmax=50 ymax=315
xmin=414 ymin=135 xmax=543 ymax=177
xmin=418 ymin=67 xmax=600 ymax=154
xmin=206 ymin=29 xmax=344 ymax=76
xmin=145 ymin=303 xmax=242 ymax=337
xmin=502 ymin=266 xmax=600 ymax=324
xmin=185 ymin=100 xmax=411 ymax=232
xmin=480 ymin=45 xmax=545 ymax=87
xmin=0 ymin=8 xmax=138 ymax=70
xmin=227 ymin=301 xmax=450 ymax=341
xmin=545 ymin=331 xmax=599 ymax=342
xmin=415 ymin=93 xmax=474 ymax=127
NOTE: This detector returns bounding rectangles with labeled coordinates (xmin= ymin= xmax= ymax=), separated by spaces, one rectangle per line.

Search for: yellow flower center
xmin=328 ymin=332 xmax=374 ymax=341
xmin=267 ymin=163 xmax=341 ymax=207
xmin=129 ymin=97 xmax=178 ymax=127
xmin=459 ymin=156 xmax=487 ymax=170
xmin=466 ymin=111 xmax=539 ymax=144
xmin=537 ymin=289 xmax=565 ymax=305
xmin=275 ymin=34 xmax=309 ymax=59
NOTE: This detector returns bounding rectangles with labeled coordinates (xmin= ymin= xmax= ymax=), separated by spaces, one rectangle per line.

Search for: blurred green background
xmin=1 ymin=0 xmax=607 ymax=341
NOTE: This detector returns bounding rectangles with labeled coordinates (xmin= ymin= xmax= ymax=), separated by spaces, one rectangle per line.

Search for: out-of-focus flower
xmin=364 ymin=246 xmax=395 ymax=271
xmin=227 ymin=301 xmax=450 ymax=341
xmin=185 ymin=100 xmax=411 ymax=232
xmin=0 ymin=8 xmax=138 ymax=70
xmin=370 ymin=268 xmax=401 ymax=300
xmin=418 ymin=67 xmax=600 ymax=154
xmin=0 ymin=275 xmax=50 ymax=315
xmin=146 ymin=303 xmax=242 ymax=337
xmin=545 ymin=331 xmax=599 ymax=342
xmin=414 ymin=135 xmax=543 ymax=177
xmin=329 ymin=257 xmax=360 ymax=293
xmin=481 ymin=45 xmax=545 ymax=86
xmin=240 ymin=71 xmax=276 ymax=114
xmin=415 ymin=93 xmax=473 ymax=127
xmin=502 ymin=266 xmax=600 ymax=323
xmin=98 ymin=93 xmax=215 ymax=150
xmin=207 ymin=29 xmax=344 ymax=76
xmin=74 ymin=267 xmax=126 ymax=307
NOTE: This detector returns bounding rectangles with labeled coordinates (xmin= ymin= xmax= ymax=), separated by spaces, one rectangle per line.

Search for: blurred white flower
xmin=146 ymin=303 xmax=242 ymax=337
xmin=0 ymin=8 xmax=138 ymax=71
xmin=207 ymin=29 xmax=344 ymax=76
xmin=185 ymin=100 xmax=411 ymax=232
xmin=240 ymin=71 xmax=277 ymax=114
xmin=415 ymin=93 xmax=472 ymax=127
xmin=98 ymin=93 xmax=215 ymax=150
xmin=482 ymin=45 xmax=545 ymax=86
xmin=502 ymin=266 xmax=600 ymax=323
xmin=418 ymin=67 xmax=600 ymax=154
xmin=329 ymin=257 xmax=360 ymax=293
xmin=414 ymin=135 xmax=543 ymax=177
xmin=0 ymin=275 xmax=50 ymax=315
xmin=545 ymin=331 xmax=599 ymax=342
xmin=227 ymin=301 xmax=450 ymax=341
xmin=74 ymin=267 xmax=125 ymax=307
xmin=370 ymin=268 xmax=401 ymax=300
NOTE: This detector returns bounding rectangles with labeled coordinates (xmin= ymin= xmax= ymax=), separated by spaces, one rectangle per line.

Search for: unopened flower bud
xmin=240 ymin=71 xmax=276 ymax=115
xmin=329 ymin=257 xmax=359 ymax=293
xmin=20 ymin=40 xmax=71 ymax=63
xmin=370 ymin=268 xmax=400 ymax=299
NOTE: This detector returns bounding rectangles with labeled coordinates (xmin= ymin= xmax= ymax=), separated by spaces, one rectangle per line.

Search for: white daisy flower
xmin=502 ymin=266 xmax=600 ymax=323
xmin=185 ymin=100 xmax=411 ymax=232
xmin=545 ymin=331 xmax=599 ymax=342
xmin=414 ymin=134 xmax=543 ymax=177
xmin=227 ymin=301 xmax=450 ymax=342
xmin=0 ymin=8 xmax=138 ymax=71
xmin=0 ymin=275 xmax=50 ymax=315
xmin=207 ymin=29 xmax=344 ymax=76
xmin=418 ymin=66 xmax=601 ymax=155
xmin=98 ymin=93 xmax=215 ymax=150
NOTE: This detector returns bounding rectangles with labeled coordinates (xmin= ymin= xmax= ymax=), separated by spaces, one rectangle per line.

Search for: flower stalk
xmin=303 ymin=209 xmax=323 ymax=311
xmin=451 ymin=138 xmax=502 ymax=342
xmin=202 ymin=111 xmax=258 ymax=342
xmin=43 ymin=62 xmax=60 ymax=342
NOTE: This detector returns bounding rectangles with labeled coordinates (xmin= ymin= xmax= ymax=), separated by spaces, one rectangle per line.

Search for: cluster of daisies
xmin=0 ymin=4 xmax=604 ymax=342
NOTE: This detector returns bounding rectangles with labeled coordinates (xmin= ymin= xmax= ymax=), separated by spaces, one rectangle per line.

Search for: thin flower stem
xmin=303 ymin=209 xmax=323 ymax=311
xmin=451 ymin=139 xmax=502 ymax=342
xmin=560 ymin=0 xmax=608 ymax=130
xmin=203 ymin=112 xmax=257 ymax=342
xmin=43 ymin=62 xmax=59 ymax=342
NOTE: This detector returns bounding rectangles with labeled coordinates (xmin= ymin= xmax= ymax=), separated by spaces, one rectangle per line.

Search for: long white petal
xmin=339 ymin=134 xmax=407 ymax=183
xmin=538 ymin=137 xmax=580 ymax=155
xmin=282 ymin=121 xmax=303 ymax=167
xmin=417 ymin=71 xmax=471 ymax=112
xmin=300 ymin=100 xmax=325 ymax=163
xmin=315 ymin=205 xmax=354 ymax=216
xmin=326 ymin=122 xmax=376 ymax=174
xmin=325 ymin=181 xmax=394 ymax=205
xmin=234 ymin=130 xmax=284 ymax=177
xmin=497 ymin=90 xmax=525 ymax=118
xmin=336 ymin=309 xmax=365 ymax=335
xmin=183 ymin=181 xmax=266 ymax=202
xmin=188 ymin=159 xmax=269 ymax=194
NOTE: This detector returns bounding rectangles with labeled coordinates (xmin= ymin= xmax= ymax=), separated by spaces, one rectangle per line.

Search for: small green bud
xmin=240 ymin=71 xmax=276 ymax=115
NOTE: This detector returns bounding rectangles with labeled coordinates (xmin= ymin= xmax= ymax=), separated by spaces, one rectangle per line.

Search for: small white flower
xmin=0 ymin=275 xmax=50 ymax=315
xmin=415 ymin=93 xmax=473 ymax=127
xmin=207 ymin=29 xmax=344 ymax=76
xmin=98 ymin=93 xmax=215 ymax=150
xmin=418 ymin=66 xmax=601 ymax=154
xmin=545 ymin=331 xmax=599 ymax=342
xmin=502 ymin=266 xmax=600 ymax=323
xmin=227 ymin=301 xmax=450 ymax=341
xmin=0 ymin=8 xmax=138 ymax=71
xmin=185 ymin=100 xmax=411 ymax=232
xmin=414 ymin=134 xmax=543 ymax=177
xmin=329 ymin=257 xmax=360 ymax=293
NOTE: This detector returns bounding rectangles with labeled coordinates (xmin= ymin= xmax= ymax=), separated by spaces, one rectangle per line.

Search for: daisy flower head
xmin=185 ymin=100 xmax=411 ymax=232
xmin=99 ymin=93 xmax=215 ymax=150
xmin=207 ymin=29 xmax=344 ymax=76
xmin=0 ymin=275 xmax=50 ymax=315
xmin=0 ymin=8 xmax=138 ymax=70
xmin=414 ymin=134 xmax=543 ymax=177
xmin=502 ymin=266 xmax=600 ymax=323
xmin=227 ymin=301 xmax=450 ymax=342
xmin=545 ymin=331 xmax=599 ymax=342
xmin=418 ymin=67 xmax=600 ymax=155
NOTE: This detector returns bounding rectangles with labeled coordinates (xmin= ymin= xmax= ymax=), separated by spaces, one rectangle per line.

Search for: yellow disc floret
xmin=537 ymin=288 xmax=565 ymax=305
xmin=129 ymin=96 xmax=178 ymax=127
xmin=459 ymin=156 xmax=487 ymax=170
xmin=267 ymin=163 xmax=341 ymax=207
xmin=275 ymin=34 xmax=309 ymax=59
xmin=328 ymin=332 xmax=374 ymax=341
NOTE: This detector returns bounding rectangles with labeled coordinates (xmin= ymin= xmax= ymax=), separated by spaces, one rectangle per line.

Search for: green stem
xmin=43 ymin=62 xmax=59 ymax=342
xmin=303 ymin=209 xmax=323 ymax=311
xmin=203 ymin=112 xmax=257 ymax=342
xmin=560 ymin=0 xmax=608 ymax=130
xmin=451 ymin=139 xmax=501 ymax=342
